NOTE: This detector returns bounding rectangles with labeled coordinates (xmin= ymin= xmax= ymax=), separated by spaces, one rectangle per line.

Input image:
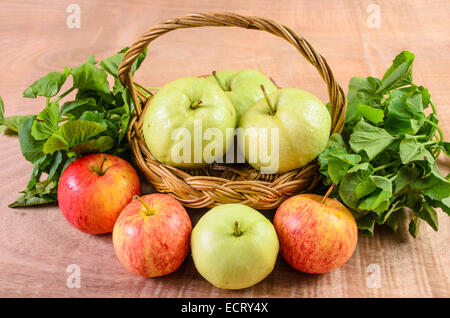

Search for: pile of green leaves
xmin=319 ymin=51 xmax=450 ymax=237
xmin=1 ymin=47 xmax=147 ymax=207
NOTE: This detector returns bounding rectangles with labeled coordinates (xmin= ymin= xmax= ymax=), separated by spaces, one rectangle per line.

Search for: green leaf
xmin=358 ymin=175 xmax=393 ymax=214
xmin=0 ymin=96 xmax=34 ymax=134
xmin=71 ymin=135 xmax=115 ymax=154
xmin=9 ymin=179 xmax=57 ymax=208
xmin=418 ymin=201 xmax=439 ymax=231
xmin=357 ymin=188 xmax=391 ymax=214
xmin=393 ymin=166 xmax=420 ymax=194
xmin=405 ymin=91 xmax=424 ymax=114
xmin=430 ymin=197 xmax=450 ymax=216
xmin=1 ymin=115 xmax=34 ymax=133
xmin=347 ymin=162 xmax=370 ymax=173
xmin=349 ymin=121 xmax=395 ymax=160
xmin=357 ymin=104 xmax=384 ymax=124
xmin=100 ymin=47 xmax=147 ymax=78
xmin=384 ymin=212 xmax=400 ymax=232
xmin=411 ymin=163 xmax=450 ymax=201
xmin=399 ymin=135 xmax=434 ymax=164
xmin=100 ymin=53 xmax=124 ymax=77
xmin=441 ymin=142 xmax=450 ymax=156
xmin=78 ymin=111 xmax=108 ymax=127
xmin=378 ymin=200 xmax=403 ymax=225
xmin=87 ymin=55 xmax=97 ymax=64
xmin=408 ymin=216 xmax=421 ymax=238
xmin=346 ymin=76 xmax=381 ymax=123
xmin=71 ymin=61 xmax=110 ymax=94
xmin=60 ymin=98 xmax=98 ymax=117
xmin=48 ymin=151 xmax=63 ymax=179
xmin=357 ymin=214 xmax=376 ymax=236
xmin=318 ymin=133 xmax=347 ymax=184
xmin=327 ymin=151 xmax=361 ymax=184
xmin=384 ymin=93 xmax=423 ymax=135
xmin=370 ymin=175 xmax=392 ymax=192
xmin=43 ymin=120 xmax=106 ymax=154
xmin=23 ymin=67 xmax=70 ymax=98
xmin=378 ymin=51 xmax=415 ymax=92
xmin=18 ymin=116 xmax=46 ymax=163
xmin=339 ymin=168 xmax=373 ymax=209
xmin=355 ymin=179 xmax=377 ymax=199
xmin=31 ymin=102 xmax=60 ymax=140
xmin=118 ymin=113 xmax=130 ymax=143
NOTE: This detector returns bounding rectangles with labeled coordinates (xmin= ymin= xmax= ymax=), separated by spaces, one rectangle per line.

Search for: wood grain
xmin=0 ymin=0 xmax=449 ymax=297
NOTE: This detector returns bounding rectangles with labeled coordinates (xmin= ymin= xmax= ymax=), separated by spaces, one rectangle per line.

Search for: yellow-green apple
xmin=237 ymin=87 xmax=331 ymax=174
xmin=274 ymin=194 xmax=358 ymax=274
xmin=57 ymin=153 xmax=141 ymax=234
xmin=113 ymin=194 xmax=192 ymax=277
xmin=208 ymin=69 xmax=277 ymax=120
xmin=142 ymin=77 xmax=237 ymax=168
xmin=191 ymin=204 xmax=279 ymax=289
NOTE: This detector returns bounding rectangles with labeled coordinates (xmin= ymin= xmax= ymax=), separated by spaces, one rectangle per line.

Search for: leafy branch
xmin=1 ymin=47 xmax=147 ymax=207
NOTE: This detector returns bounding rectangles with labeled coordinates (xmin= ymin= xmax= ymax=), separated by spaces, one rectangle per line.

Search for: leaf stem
xmin=423 ymin=118 xmax=443 ymax=143
xmin=373 ymin=160 xmax=400 ymax=172
xmin=430 ymin=100 xmax=438 ymax=116
xmin=53 ymin=87 xmax=76 ymax=104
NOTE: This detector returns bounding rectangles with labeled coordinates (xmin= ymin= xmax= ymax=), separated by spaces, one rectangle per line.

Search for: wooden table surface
xmin=1 ymin=0 xmax=449 ymax=298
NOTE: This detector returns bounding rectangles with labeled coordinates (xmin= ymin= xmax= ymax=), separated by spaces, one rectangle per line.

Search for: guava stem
xmin=260 ymin=85 xmax=276 ymax=115
xmin=322 ymin=184 xmax=335 ymax=204
xmin=269 ymin=76 xmax=279 ymax=87
xmin=233 ymin=221 xmax=242 ymax=237
xmin=191 ymin=99 xmax=203 ymax=109
xmin=212 ymin=70 xmax=227 ymax=91
xmin=134 ymin=195 xmax=155 ymax=216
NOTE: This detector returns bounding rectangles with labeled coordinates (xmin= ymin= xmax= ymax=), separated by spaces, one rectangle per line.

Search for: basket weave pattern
xmin=117 ymin=12 xmax=346 ymax=209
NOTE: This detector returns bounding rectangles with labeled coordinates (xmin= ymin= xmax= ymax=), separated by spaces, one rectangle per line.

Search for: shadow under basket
xmin=117 ymin=12 xmax=346 ymax=210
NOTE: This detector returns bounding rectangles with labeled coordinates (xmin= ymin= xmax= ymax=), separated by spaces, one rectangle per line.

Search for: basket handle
xmin=117 ymin=12 xmax=346 ymax=134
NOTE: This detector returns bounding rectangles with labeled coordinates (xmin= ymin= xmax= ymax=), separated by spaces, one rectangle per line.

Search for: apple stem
xmin=260 ymin=85 xmax=276 ymax=115
xmin=191 ymin=99 xmax=203 ymax=109
xmin=322 ymin=184 xmax=335 ymax=204
xmin=233 ymin=221 xmax=242 ymax=237
xmin=134 ymin=195 xmax=155 ymax=216
xmin=212 ymin=70 xmax=227 ymax=91
xmin=98 ymin=155 xmax=108 ymax=176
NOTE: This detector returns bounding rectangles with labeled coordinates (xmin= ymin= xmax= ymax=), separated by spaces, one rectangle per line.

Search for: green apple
xmin=237 ymin=87 xmax=331 ymax=174
xmin=142 ymin=77 xmax=237 ymax=168
xmin=208 ymin=69 xmax=277 ymax=120
xmin=191 ymin=204 xmax=279 ymax=290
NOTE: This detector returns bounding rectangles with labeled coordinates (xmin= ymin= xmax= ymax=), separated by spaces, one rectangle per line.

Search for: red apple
xmin=274 ymin=193 xmax=358 ymax=274
xmin=57 ymin=153 xmax=141 ymax=234
xmin=112 ymin=194 xmax=192 ymax=277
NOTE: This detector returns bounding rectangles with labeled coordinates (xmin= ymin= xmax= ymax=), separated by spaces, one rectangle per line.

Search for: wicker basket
xmin=117 ymin=12 xmax=346 ymax=210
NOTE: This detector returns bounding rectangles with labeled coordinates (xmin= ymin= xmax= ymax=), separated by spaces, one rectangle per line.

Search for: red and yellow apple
xmin=57 ymin=153 xmax=141 ymax=234
xmin=113 ymin=194 xmax=192 ymax=278
xmin=274 ymin=194 xmax=358 ymax=274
